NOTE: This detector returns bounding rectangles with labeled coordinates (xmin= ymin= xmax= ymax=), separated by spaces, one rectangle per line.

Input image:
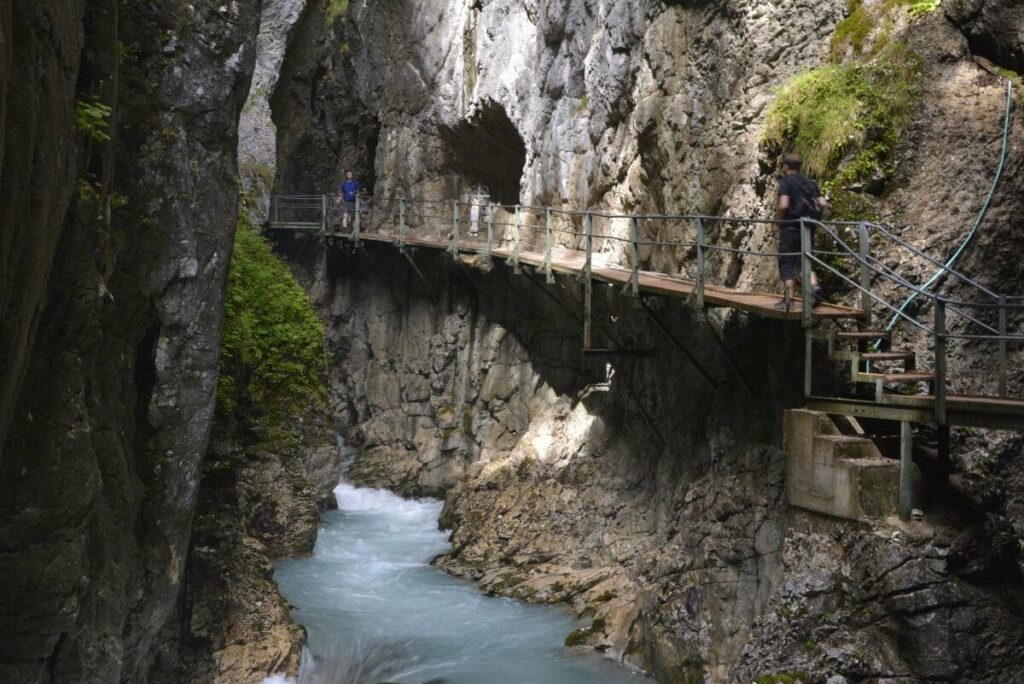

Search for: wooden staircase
xmin=826 ymin=328 xmax=935 ymax=403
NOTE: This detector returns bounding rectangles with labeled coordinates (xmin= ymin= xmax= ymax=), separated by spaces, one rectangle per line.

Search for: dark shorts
xmin=778 ymin=223 xmax=813 ymax=281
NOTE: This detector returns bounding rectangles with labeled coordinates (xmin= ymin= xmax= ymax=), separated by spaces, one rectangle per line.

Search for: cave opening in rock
xmin=439 ymin=101 xmax=526 ymax=206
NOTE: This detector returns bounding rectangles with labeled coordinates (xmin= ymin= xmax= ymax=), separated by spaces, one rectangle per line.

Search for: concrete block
xmin=785 ymin=409 xmax=898 ymax=521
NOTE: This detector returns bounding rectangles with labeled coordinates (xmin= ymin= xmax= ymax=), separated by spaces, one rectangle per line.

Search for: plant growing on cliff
xmin=325 ymin=0 xmax=349 ymax=25
xmin=831 ymin=0 xmax=942 ymax=61
xmin=217 ymin=214 xmax=327 ymax=445
xmin=761 ymin=42 xmax=922 ymax=189
xmin=75 ymin=97 xmax=112 ymax=142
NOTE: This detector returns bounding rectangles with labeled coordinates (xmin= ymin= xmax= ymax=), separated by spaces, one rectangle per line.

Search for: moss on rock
xmin=217 ymin=212 xmax=327 ymax=446
xmin=762 ymin=42 xmax=922 ymax=193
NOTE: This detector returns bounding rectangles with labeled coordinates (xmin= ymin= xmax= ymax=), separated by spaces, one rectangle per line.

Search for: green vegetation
xmin=754 ymin=673 xmax=810 ymax=684
xmin=563 ymin=617 xmax=606 ymax=647
xmin=75 ymin=97 xmax=112 ymax=142
xmin=325 ymin=0 xmax=349 ymax=24
xmin=594 ymin=589 xmax=618 ymax=602
xmin=575 ymin=95 xmax=589 ymax=115
xmin=830 ymin=0 xmax=940 ymax=61
xmin=908 ymin=0 xmax=941 ymax=18
xmin=217 ymin=213 xmax=327 ymax=445
xmin=762 ymin=42 xmax=922 ymax=190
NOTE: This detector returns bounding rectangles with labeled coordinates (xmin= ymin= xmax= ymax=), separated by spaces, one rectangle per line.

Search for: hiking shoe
xmin=812 ymin=285 xmax=825 ymax=302
xmin=774 ymin=297 xmax=792 ymax=312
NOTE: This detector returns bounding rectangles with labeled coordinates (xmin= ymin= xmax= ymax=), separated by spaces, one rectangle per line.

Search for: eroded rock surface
xmin=150 ymin=415 xmax=339 ymax=684
xmin=0 ymin=1 xmax=259 ymax=681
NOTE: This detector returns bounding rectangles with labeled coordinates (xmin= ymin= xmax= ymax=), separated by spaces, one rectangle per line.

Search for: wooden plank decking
xmin=351 ymin=231 xmax=862 ymax=322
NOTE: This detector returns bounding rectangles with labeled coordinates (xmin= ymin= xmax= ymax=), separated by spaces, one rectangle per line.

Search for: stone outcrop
xmin=149 ymin=415 xmax=339 ymax=684
xmin=0 ymin=1 xmax=259 ymax=681
xmin=239 ymin=0 xmax=309 ymax=213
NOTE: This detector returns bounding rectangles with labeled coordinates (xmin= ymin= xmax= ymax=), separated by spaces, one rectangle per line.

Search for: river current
xmin=263 ymin=481 xmax=644 ymax=684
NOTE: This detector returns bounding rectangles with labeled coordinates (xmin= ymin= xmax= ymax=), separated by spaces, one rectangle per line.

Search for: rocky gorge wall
xmin=267 ymin=0 xmax=1024 ymax=682
xmin=0 ymin=1 xmax=262 ymax=681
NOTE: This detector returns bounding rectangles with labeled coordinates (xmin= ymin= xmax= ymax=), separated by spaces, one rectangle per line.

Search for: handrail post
xmin=695 ymin=217 xmax=706 ymax=308
xmin=800 ymin=218 xmax=813 ymax=327
xmin=352 ymin=194 xmax=361 ymax=243
xmin=544 ymin=207 xmax=554 ymax=283
xmin=320 ymin=194 xmax=327 ymax=234
xmin=512 ymin=204 xmax=522 ymax=271
xmin=629 ymin=215 xmax=639 ymax=297
xmin=450 ymin=200 xmax=459 ymax=259
xmin=272 ymin=195 xmax=279 ymax=225
xmin=584 ymin=211 xmax=594 ymax=351
xmin=398 ymin=198 xmax=406 ymax=249
xmin=998 ymin=294 xmax=1008 ymax=397
xmin=899 ymin=420 xmax=913 ymax=521
xmin=858 ymin=221 xmax=872 ymax=326
xmin=485 ymin=202 xmax=494 ymax=261
xmin=934 ymin=298 xmax=947 ymax=425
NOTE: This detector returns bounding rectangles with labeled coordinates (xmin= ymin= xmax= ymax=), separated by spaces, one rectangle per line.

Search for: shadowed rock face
xmin=0 ymin=1 xmax=259 ymax=681
xmin=945 ymin=0 xmax=1024 ymax=72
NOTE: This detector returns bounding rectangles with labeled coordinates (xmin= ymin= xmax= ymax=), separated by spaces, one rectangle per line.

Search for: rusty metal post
xmin=512 ymin=205 xmax=522 ymax=271
xmin=800 ymin=218 xmax=813 ymax=327
xmin=934 ymin=298 xmax=947 ymax=425
xmin=352 ymin=194 xmax=361 ymax=244
xmin=629 ymin=215 xmax=639 ymax=297
xmin=999 ymin=295 xmax=1008 ymax=397
xmin=544 ymin=207 xmax=554 ymax=283
xmin=858 ymin=221 xmax=872 ymax=326
xmin=899 ymin=420 xmax=913 ymax=521
xmin=398 ymin=198 xmax=406 ymax=249
xmin=584 ymin=211 xmax=594 ymax=351
xmin=696 ymin=217 xmax=706 ymax=308
xmin=485 ymin=203 xmax=494 ymax=262
xmin=805 ymin=328 xmax=813 ymax=398
xmin=451 ymin=200 xmax=460 ymax=259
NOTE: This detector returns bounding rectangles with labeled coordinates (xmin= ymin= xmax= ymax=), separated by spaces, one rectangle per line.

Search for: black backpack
xmin=790 ymin=175 xmax=822 ymax=221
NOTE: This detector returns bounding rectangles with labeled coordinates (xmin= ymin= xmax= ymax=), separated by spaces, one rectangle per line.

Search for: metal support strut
xmin=544 ymin=207 xmax=554 ymax=283
xmin=899 ymin=420 xmax=913 ymax=521
xmin=583 ymin=211 xmax=593 ymax=351
xmin=511 ymin=205 xmax=522 ymax=273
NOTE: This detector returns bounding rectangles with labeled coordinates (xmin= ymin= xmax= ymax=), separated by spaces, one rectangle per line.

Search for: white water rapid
xmin=263 ymin=479 xmax=645 ymax=683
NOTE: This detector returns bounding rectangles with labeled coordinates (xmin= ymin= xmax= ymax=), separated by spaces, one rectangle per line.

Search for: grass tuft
xmin=761 ymin=42 xmax=923 ymax=187
xmin=325 ymin=0 xmax=349 ymax=25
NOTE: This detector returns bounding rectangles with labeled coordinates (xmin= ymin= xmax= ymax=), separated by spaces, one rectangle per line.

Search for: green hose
xmin=884 ymin=78 xmax=1014 ymax=331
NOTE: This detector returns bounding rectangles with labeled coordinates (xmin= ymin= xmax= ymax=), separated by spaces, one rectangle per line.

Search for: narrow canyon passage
xmin=266 ymin=475 xmax=645 ymax=683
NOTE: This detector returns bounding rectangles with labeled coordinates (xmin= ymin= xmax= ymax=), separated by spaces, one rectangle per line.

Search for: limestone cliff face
xmin=0 ymin=2 xmax=259 ymax=681
xmin=269 ymin=0 xmax=1024 ymax=682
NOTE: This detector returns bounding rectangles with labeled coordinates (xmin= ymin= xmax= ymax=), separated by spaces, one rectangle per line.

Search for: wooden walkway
xmin=357 ymin=232 xmax=862 ymax=322
xmin=268 ymin=204 xmax=1022 ymax=434
xmin=269 ymin=197 xmax=1024 ymax=523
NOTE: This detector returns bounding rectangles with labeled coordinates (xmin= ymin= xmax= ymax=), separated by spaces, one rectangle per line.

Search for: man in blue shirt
xmin=338 ymin=169 xmax=360 ymax=229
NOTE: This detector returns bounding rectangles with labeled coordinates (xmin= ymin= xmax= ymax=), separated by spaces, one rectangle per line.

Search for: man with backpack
xmin=774 ymin=153 xmax=831 ymax=311
xmin=337 ymin=169 xmax=360 ymax=229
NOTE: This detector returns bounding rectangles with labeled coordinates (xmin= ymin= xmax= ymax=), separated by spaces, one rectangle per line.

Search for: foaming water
xmin=264 ymin=482 xmax=643 ymax=684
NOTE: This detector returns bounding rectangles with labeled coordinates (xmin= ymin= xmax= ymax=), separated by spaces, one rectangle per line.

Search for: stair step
xmin=861 ymin=351 xmax=914 ymax=362
xmin=837 ymin=330 xmax=891 ymax=340
xmin=856 ymin=371 xmax=934 ymax=384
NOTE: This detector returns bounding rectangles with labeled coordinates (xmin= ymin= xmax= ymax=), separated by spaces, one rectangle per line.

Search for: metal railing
xmin=268 ymin=194 xmax=1023 ymax=419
